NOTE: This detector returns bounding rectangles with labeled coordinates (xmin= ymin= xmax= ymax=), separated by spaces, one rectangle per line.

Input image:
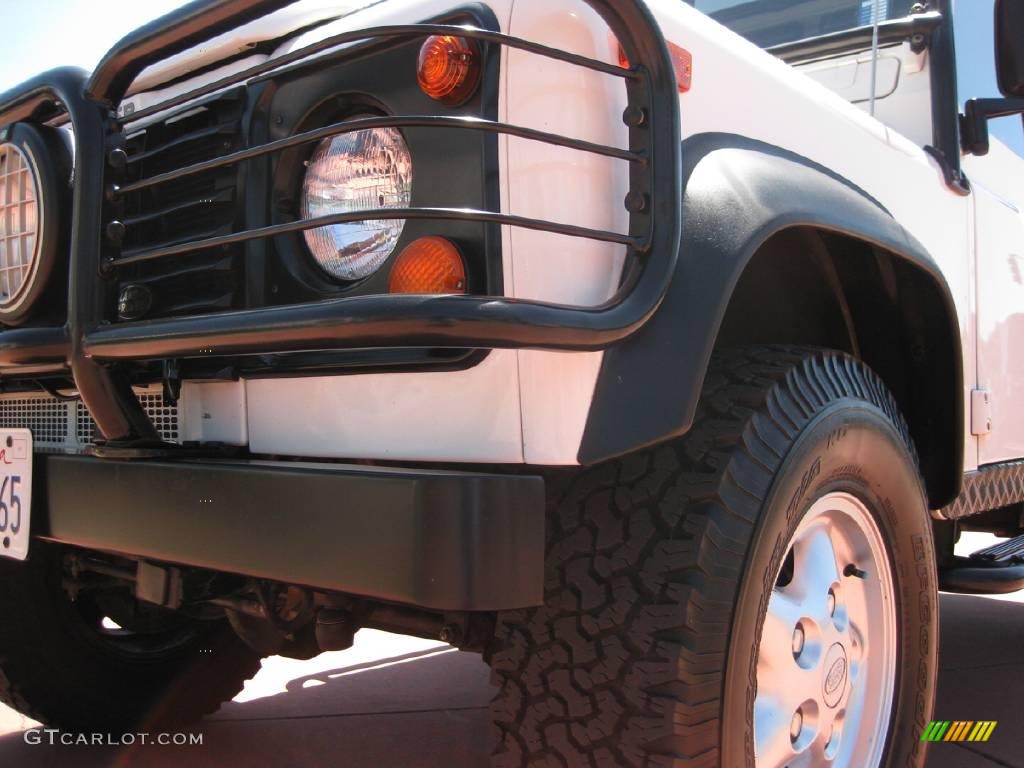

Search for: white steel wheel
xmin=755 ymin=491 xmax=897 ymax=768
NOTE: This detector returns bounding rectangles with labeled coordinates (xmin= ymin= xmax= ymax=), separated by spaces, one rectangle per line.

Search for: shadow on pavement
xmin=0 ymin=594 xmax=1021 ymax=767
xmin=0 ymin=643 xmax=492 ymax=767
xmin=929 ymin=592 xmax=1024 ymax=768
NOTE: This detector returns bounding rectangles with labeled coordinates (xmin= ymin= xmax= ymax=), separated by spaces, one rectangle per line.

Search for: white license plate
xmin=0 ymin=429 xmax=31 ymax=561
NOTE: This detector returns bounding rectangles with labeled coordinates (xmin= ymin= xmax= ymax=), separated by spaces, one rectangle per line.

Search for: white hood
xmin=126 ymin=0 xmax=385 ymax=96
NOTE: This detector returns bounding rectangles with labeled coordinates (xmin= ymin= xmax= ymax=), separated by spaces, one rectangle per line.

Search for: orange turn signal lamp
xmin=389 ymin=236 xmax=467 ymax=295
xmin=417 ymin=35 xmax=482 ymax=106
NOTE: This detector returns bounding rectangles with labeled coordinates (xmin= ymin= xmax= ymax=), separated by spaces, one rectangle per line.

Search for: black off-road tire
xmin=0 ymin=541 xmax=261 ymax=730
xmin=488 ymin=346 xmax=938 ymax=767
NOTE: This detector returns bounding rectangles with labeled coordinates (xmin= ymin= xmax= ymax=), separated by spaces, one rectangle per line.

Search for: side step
xmin=939 ymin=533 xmax=1024 ymax=594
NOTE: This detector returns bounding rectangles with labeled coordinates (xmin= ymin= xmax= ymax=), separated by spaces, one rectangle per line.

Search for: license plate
xmin=0 ymin=429 xmax=31 ymax=561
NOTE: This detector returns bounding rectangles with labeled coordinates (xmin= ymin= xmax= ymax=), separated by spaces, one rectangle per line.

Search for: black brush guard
xmin=0 ymin=0 xmax=682 ymax=444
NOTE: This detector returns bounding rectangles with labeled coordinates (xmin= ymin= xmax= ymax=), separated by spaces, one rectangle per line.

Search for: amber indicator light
xmin=417 ymin=35 xmax=482 ymax=105
xmin=389 ymin=237 xmax=467 ymax=294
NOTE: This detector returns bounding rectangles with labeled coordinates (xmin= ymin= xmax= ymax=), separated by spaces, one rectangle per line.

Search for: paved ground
xmin=0 ymin=534 xmax=1020 ymax=767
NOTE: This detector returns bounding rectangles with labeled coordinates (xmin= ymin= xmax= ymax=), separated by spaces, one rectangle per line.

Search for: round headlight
xmin=300 ymin=125 xmax=412 ymax=282
xmin=0 ymin=142 xmax=41 ymax=312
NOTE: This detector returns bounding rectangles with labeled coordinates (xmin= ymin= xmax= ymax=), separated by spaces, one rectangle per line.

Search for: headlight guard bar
xmin=0 ymin=0 xmax=682 ymax=445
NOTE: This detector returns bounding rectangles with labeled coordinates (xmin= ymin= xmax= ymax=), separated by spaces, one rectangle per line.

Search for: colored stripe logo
xmin=921 ymin=721 xmax=997 ymax=742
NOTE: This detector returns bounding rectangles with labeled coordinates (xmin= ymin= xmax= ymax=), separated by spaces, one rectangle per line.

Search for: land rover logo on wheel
xmin=825 ymin=658 xmax=846 ymax=694
xmin=823 ymin=643 xmax=848 ymax=708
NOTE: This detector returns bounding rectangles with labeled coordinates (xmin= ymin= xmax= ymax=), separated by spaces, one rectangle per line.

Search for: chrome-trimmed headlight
xmin=300 ymin=124 xmax=412 ymax=282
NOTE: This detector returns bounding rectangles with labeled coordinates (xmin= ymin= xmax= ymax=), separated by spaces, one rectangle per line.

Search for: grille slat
xmin=123 ymin=187 xmax=234 ymax=228
xmin=116 ymin=90 xmax=244 ymax=322
xmin=126 ymin=119 xmax=237 ymax=165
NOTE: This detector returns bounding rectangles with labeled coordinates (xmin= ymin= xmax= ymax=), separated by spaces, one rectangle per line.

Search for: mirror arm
xmin=961 ymin=97 xmax=1024 ymax=156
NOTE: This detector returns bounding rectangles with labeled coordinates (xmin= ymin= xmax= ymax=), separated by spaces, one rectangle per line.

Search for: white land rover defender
xmin=0 ymin=0 xmax=1022 ymax=765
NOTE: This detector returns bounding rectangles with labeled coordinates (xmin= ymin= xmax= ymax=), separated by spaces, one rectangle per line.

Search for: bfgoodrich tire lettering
xmin=488 ymin=346 xmax=937 ymax=767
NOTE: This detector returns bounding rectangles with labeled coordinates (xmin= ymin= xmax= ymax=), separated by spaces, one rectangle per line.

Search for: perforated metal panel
xmin=0 ymin=389 xmax=179 ymax=450
xmin=0 ymin=395 xmax=67 ymax=446
xmin=75 ymin=402 xmax=94 ymax=446
xmin=137 ymin=391 xmax=179 ymax=441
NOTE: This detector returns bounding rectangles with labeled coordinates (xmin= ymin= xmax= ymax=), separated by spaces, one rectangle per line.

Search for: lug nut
xmin=790 ymin=709 xmax=803 ymax=742
xmin=792 ymin=625 xmax=805 ymax=656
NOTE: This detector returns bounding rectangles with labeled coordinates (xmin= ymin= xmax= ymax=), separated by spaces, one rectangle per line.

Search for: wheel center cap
xmin=822 ymin=643 xmax=848 ymax=708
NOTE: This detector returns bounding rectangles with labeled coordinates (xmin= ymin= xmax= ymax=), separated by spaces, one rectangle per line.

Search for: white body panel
xmin=127 ymin=1 xmax=379 ymax=95
xmin=121 ymin=55 xmax=270 ymax=125
xmin=964 ymin=142 xmax=1024 ymax=465
xmin=246 ymin=350 xmax=524 ymax=461
xmin=179 ymin=381 xmax=249 ymax=446
xmin=244 ymin=0 xmax=524 ymax=463
xmin=795 ymin=41 xmax=933 ymax=147
xmin=504 ymin=0 xmax=628 ymax=464
xmin=240 ymin=0 xmax=633 ymax=464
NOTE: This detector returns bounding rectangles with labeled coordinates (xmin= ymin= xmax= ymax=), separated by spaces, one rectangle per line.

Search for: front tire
xmin=489 ymin=346 xmax=937 ymax=767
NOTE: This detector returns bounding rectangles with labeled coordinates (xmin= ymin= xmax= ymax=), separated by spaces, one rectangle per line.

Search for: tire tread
xmin=489 ymin=345 xmax=916 ymax=767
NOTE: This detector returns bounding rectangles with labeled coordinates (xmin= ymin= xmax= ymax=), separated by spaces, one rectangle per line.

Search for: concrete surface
xmin=0 ymin=534 xmax=1020 ymax=766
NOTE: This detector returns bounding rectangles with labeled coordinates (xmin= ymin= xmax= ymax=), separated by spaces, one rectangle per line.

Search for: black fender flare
xmin=579 ymin=132 xmax=964 ymax=507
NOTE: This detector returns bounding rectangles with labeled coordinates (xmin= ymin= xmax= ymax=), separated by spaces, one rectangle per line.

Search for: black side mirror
xmin=996 ymin=0 xmax=1024 ymax=97
xmin=962 ymin=0 xmax=1024 ymax=155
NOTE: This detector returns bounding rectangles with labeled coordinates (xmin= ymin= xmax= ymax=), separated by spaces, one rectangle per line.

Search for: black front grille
xmin=117 ymin=90 xmax=245 ymax=320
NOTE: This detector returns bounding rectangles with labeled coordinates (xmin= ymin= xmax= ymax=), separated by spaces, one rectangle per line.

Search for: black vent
xmin=117 ymin=91 xmax=245 ymax=321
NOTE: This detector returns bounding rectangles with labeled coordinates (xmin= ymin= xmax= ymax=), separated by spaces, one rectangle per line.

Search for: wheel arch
xmin=580 ymin=133 xmax=964 ymax=509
